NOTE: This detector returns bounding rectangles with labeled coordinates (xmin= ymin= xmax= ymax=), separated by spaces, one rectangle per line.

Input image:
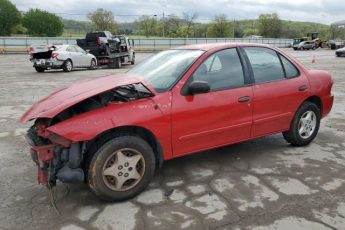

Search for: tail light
xmin=51 ymin=52 xmax=59 ymax=59
xmin=97 ymin=37 xmax=101 ymax=46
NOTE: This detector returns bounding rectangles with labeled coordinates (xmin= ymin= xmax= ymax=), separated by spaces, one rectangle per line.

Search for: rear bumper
xmin=32 ymin=59 xmax=64 ymax=68
xmin=321 ymin=94 xmax=334 ymax=118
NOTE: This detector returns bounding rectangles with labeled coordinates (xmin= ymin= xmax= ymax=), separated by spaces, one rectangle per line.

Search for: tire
xmin=35 ymin=67 xmax=45 ymax=72
xmin=105 ymin=45 xmax=111 ymax=55
xmin=89 ymin=58 xmax=97 ymax=70
xmin=283 ymin=102 xmax=321 ymax=146
xmin=131 ymin=53 xmax=135 ymax=65
xmin=63 ymin=59 xmax=73 ymax=72
xmin=115 ymin=58 xmax=122 ymax=69
xmin=88 ymin=135 xmax=156 ymax=201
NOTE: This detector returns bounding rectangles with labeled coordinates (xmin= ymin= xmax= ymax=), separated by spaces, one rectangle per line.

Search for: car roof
xmin=174 ymin=42 xmax=273 ymax=51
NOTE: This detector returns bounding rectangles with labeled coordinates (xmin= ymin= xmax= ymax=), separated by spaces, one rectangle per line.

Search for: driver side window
xmin=191 ymin=48 xmax=245 ymax=91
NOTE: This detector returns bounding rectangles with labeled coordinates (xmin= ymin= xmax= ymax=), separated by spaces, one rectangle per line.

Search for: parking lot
xmin=0 ymin=48 xmax=344 ymax=230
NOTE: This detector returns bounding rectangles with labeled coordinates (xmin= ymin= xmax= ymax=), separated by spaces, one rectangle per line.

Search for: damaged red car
xmin=20 ymin=43 xmax=334 ymax=201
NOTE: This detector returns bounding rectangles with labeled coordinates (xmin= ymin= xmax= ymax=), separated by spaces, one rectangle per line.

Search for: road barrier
xmin=0 ymin=37 xmax=292 ymax=54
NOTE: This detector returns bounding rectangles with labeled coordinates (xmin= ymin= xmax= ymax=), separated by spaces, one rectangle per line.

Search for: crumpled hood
xmin=20 ymin=73 xmax=151 ymax=123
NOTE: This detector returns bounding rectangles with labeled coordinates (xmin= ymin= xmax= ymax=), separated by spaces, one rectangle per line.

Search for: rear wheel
xmin=88 ymin=136 xmax=156 ymax=201
xmin=283 ymin=102 xmax=320 ymax=146
xmin=34 ymin=67 xmax=45 ymax=72
xmin=63 ymin=59 xmax=73 ymax=72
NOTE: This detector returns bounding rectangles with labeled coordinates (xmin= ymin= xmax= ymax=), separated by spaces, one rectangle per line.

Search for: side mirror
xmin=188 ymin=81 xmax=210 ymax=95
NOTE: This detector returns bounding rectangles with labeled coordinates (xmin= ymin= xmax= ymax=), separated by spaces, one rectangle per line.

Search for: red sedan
xmin=21 ymin=43 xmax=334 ymax=201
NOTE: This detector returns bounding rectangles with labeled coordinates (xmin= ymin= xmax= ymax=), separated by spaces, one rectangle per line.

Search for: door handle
xmin=298 ymin=85 xmax=308 ymax=91
xmin=238 ymin=96 xmax=251 ymax=103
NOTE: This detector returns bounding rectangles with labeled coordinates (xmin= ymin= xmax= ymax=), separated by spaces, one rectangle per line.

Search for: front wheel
xmin=283 ymin=102 xmax=320 ymax=146
xmin=89 ymin=59 xmax=97 ymax=70
xmin=88 ymin=136 xmax=156 ymax=201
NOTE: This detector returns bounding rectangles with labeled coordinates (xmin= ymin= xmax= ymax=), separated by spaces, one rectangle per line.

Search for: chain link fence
xmin=0 ymin=37 xmax=292 ymax=54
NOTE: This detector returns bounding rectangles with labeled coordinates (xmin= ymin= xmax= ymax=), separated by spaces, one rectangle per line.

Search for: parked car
xmin=21 ymin=43 xmax=334 ymax=201
xmin=293 ymin=41 xmax=316 ymax=50
xmin=30 ymin=44 xmax=97 ymax=72
xmin=335 ymin=47 xmax=345 ymax=57
xmin=327 ymin=40 xmax=345 ymax=50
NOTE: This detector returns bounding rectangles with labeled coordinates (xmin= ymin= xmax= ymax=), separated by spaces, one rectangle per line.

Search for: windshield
xmin=128 ymin=49 xmax=204 ymax=93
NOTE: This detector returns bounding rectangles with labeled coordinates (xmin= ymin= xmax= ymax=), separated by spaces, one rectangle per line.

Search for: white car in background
xmin=29 ymin=44 xmax=97 ymax=72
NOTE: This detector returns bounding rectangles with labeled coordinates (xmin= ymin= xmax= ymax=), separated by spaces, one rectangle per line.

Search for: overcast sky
xmin=11 ymin=0 xmax=345 ymax=24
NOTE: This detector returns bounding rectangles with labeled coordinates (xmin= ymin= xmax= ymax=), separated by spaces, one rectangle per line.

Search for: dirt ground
xmin=0 ymin=48 xmax=344 ymax=230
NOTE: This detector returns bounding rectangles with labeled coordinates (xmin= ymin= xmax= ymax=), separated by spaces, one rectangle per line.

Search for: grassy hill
xmin=62 ymin=18 xmax=337 ymax=39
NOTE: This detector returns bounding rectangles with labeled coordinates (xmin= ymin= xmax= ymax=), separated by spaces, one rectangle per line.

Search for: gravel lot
xmin=0 ymin=48 xmax=344 ymax=230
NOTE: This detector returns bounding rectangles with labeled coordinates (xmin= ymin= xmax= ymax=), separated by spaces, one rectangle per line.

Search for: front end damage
xmin=26 ymin=119 xmax=85 ymax=186
xmin=23 ymin=81 xmax=154 ymax=187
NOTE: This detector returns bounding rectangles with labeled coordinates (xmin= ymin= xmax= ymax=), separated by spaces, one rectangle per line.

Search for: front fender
xmin=46 ymin=97 xmax=172 ymax=158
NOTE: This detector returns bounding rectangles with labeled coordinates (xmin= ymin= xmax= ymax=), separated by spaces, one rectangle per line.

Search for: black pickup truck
xmin=77 ymin=31 xmax=135 ymax=68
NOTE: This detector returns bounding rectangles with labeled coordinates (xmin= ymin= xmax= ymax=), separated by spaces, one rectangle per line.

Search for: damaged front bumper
xmin=26 ymin=122 xmax=86 ymax=187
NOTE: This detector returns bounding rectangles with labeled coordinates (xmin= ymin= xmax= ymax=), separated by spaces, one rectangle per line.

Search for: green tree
xmin=164 ymin=15 xmax=181 ymax=37
xmin=0 ymin=0 xmax=21 ymax=36
xmin=182 ymin=12 xmax=198 ymax=38
xmin=11 ymin=24 xmax=27 ymax=34
xmin=257 ymin=13 xmax=282 ymax=38
xmin=22 ymin=9 xmax=63 ymax=36
xmin=137 ymin=15 xmax=158 ymax=37
xmin=207 ymin=14 xmax=233 ymax=37
xmin=243 ymin=28 xmax=259 ymax=37
xmin=87 ymin=8 xmax=117 ymax=32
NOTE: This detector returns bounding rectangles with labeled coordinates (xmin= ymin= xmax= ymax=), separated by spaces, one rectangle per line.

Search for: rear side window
xmin=280 ymin=55 xmax=299 ymax=78
xmin=244 ymin=47 xmax=285 ymax=83
xmin=67 ymin=46 xmax=77 ymax=52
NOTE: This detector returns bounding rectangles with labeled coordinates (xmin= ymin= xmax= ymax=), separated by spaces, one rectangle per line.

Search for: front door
xmin=171 ymin=48 xmax=253 ymax=156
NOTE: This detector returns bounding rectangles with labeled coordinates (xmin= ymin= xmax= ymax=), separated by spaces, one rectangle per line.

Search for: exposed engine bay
xmin=25 ymin=83 xmax=153 ymax=187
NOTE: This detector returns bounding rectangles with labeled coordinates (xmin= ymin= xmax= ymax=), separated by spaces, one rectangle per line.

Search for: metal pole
xmin=233 ymin=19 xmax=235 ymax=38
xmin=162 ymin=12 xmax=165 ymax=38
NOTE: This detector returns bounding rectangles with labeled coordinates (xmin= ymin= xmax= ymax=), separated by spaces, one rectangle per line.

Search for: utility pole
xmin=233 ymin=19 xmax=236 ymax=38
xmin=163 ymin=11 xmax=165 ymax=38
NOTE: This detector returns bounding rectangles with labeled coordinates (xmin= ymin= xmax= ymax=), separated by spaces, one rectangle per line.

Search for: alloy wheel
xmin=102 ymin=148 xmax=145 ymax=191
xmin=298 ymin=110 xmax=317 ymax=139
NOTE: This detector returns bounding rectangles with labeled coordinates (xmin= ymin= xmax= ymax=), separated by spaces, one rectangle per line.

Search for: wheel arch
xmin=85 ymin=125 xmax=164 ymax=170
xmin=304 ymin=95 xmax=322 ymax=113
xmin=65 ymin=58 xmax=73 ymax=65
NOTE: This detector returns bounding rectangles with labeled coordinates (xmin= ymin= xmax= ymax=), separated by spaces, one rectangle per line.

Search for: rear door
xmin=241 ymin=46 xmax=310 ymax=137
xmin=171 ymin=48 xmax=253 ymax=156
xmin=66 ymin=46 xmax=80 ymax=67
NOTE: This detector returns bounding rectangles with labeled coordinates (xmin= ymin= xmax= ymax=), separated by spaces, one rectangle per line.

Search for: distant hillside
xmin=62 ymin=18 xmax=339 ymax=39
xmin=63 ymin=19 xmax=91 ymax=37
xmin=332 ymin=20 xmax=345 ymax=26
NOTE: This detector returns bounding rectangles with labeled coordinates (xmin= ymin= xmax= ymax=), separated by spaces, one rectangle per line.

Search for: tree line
xmin=1 ymin=0 xmax=345 ymax=40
